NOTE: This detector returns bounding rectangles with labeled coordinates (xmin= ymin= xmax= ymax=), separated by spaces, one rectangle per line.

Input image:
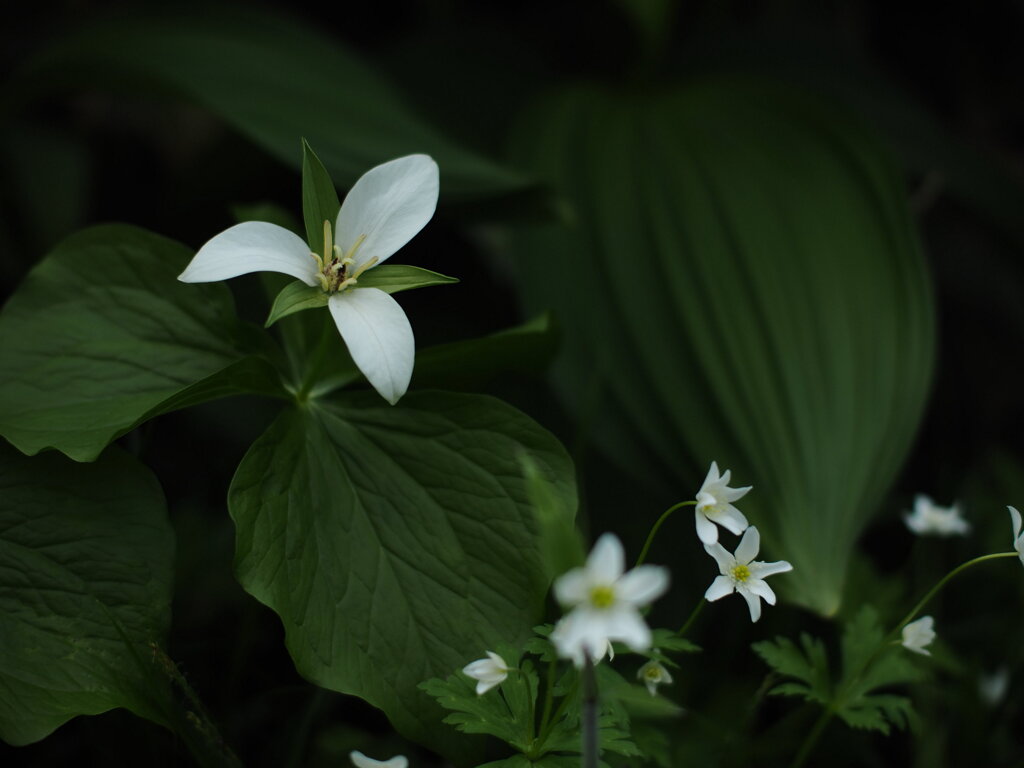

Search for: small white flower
xmin=350 ymin=750 xmax=408 ymax=768
xmin=179 ymin=154 xmax=439 ymax=405
xmin=695 ymin=461 xmax=752 ymax=545
xmin=903 ymin=495 xmax=970 ymax=536
xmin=637 ymin=659 xmax=673 ymax=696
xmin=704 ymin=526 xmax=792 ymax=622
xmin=462 ymin=651 xmax=509 ymax=695
xmin=978 ymin=667 xmax=1010 ymax=706
xmin=1009 ymin=506 xmax=1024 ymax=566
xmin=901 ymin=616 xmax=936 ymax=656
xmin=552 ymin=533 xmax=669 ymax=667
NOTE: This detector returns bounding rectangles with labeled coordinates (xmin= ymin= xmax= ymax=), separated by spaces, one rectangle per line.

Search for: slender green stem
xmin=537 ymin=675 xmax=580 ymax=747
xmin=523 ymin=664 xmax=537 ymax=743
xmin=581 ymin=658 xmax=599 ymax=768
xmin=538 ymin=657 xmax=556 ymax=740
xmin=678 ymin=598 xmax=706 ymax=637
xmin=636 ymin=500 xmax=696 ymax=566
xmin=787 ymin=551 xmax=1018 ymax=768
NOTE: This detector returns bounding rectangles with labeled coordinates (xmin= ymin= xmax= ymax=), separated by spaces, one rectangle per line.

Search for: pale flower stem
xmin=537 ymin=674 xmax=580 ymax=748
xmin=581 ymin=657 xmax=599 ymax=768
xmin=538 ymin=657 xmax=556 ymax=737
xmin=788 ymin=551 xmax=1019 ymax=768
xmin=635 ymin=500 xmax=697 ymax=566
xmin=677 ymin=598 xmax=706 ymax=637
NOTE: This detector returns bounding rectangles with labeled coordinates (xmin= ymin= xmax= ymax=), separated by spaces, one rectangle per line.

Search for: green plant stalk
xmin=788 ymin=551 xmax=1019 ymax=768
xmin=581 ymin=658 xmax=599 ymax=768
xmin=678 ymin=598 xmax=706 ymax=637
xmin=635 ymin=500 xmax=696 ymax=566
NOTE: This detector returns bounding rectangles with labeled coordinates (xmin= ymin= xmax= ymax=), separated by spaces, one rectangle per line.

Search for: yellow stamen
xmin=590 ymin=585 xmax=615 ymax=608
xmin=322 ymin=220 xmax=333 ymax=264
xmin=351 ymin=255 xmax=379 ymax=280
xmin=731 ymin=564 xmax=751 ymax=583
xmin=344 ymin=233 xmax=367 ymax=263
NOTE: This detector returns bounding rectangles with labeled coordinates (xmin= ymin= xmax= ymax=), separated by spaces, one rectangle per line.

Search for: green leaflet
xmin=12 ymin=8 xmax=533 ymax=202
xmin=265 ymin=281 xmax=331 ymax=328
xmin=301 ymin=139 xmax=342 ymax=258
xmin=508 ymin=78 xmax=935 ymax=614
xmin=0 ymin=444 xmax=173 ymax=745
xmin=0 ymin=225 xmax=285 ymax=461
xmin=228 ymin=391 xmax=576 ymax=763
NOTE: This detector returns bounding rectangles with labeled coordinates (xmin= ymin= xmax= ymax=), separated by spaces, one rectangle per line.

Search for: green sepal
xmin=265 ymin=280 xmax=330 ymax=328
xmin=354 ymin=264 xmax=459 ymax=294
xmin=301 ymin=138 xmax=340 ymax=256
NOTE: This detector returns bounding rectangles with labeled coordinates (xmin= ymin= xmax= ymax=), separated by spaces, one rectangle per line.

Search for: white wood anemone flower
xmin=695 ymin=461 xmax=752 ymax=545
xmin=901 ymin=616 xmax=936 ymax=656
xmin=903 ymin=494 xmax=970 ymax=536
xmin=462 ymin=651 xmax=509 ymax=695
xmin=1010 ymin=506 xmax=1024 ymax=567
xmin=350 ymin=751 xmax=408 ymax=768
xmin=178 ymin=154 xmax=439 ymax=405
xmin=704 ymin=525 xmax=792 ymax=623
xmin=637 ymin=659 xmax=673 ymax=696
xmin=552 ymin=533 xmax=669 ymax=667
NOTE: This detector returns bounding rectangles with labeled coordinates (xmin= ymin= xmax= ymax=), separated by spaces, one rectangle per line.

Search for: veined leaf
xmin=0 ymin=225 xmax=285 ymax=462
xmin=12 ymin=8 xmax=533 ymax=202
xmin=354 ymin=264 xmax=459 ymax=294
xmin=228 ymin=390 xmax=576 ymax=762
xmin=302 ymin=139 xmax=341 ymax=258
xmin=0 ymin=444 xmax=173 ymax=745
xmin=266 ymin=281 xmax=331 ymax=327
xmin=509 ymin=78 xmax=935 ymax=614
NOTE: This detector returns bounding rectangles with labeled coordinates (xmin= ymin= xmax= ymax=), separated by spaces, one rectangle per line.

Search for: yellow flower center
xmin=590 ymin=585 xmax=616 ymax=608
xmin=644 ymin=666 xmax=662 ymax=681
xmin=311 ymin=220 xmax=374 ymax=293
xmin=731 ymin=564 xmax=751 ymax=583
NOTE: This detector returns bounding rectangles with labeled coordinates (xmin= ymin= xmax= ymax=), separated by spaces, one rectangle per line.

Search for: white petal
xmin=605 ymin=607 xmax=652 ymax=651
xmin=328 ymin=288 xmax=414 ymax=405
xmin=179 ymin=221 xmax=318 ymax=285
xmin=336 ymin=154 xmax=439 ymax=270
xmin=552 ymin=610 xmax=609 ymax=667
xmin=703 ymin=542 xmax=734 ymax=574
xmin=1010 ymin=506 xmax=1022 ymax=541
xmin=734 ymin=526 xmax=761 ymax=565
xmin=350 ymin=751 xmax=408 ymax=768
xmin=717 ymin=505 xmax=749 ymax=535
xmin=586 ymin=533 xmax=625 ymax=584
xmin=553 ymin=567 xmax=589 ymax=607
xmin=745 ymin=578 xmax=777 ymax=605
xmin=749 ymin=559 xmax=793 ymax=579
xmin=704 ymin=574 xmax=735 ymax=602
xmin=700 ymin=461 xmax=721 ymax=491
xmin=695 ymin=508 xmax=720 ymax=545
xmin=616 ymin=565 xmax=669 ymax=606
xmin=739 ymin=588 xmax=763 ymax=622
xmin=721 ymin=484 xmax=752 ymax=502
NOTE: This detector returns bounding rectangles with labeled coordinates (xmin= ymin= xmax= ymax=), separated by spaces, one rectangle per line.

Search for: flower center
xmin=644 ymin=666 xmax=663 ymax=681
xmin=589 ymin=585 xmax=616 ymax=608
xmin=311 ymin=220 xmax=375 ymax=293
xmin=731 ymin=564 xmax=751 ymax=583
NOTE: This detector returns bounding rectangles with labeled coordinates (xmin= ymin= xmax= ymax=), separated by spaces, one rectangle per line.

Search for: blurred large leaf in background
xmin=0 ymin=444 xmax=173 ymax=745
xmin=510 ymin=78 xmax=935 ymax=615
xmin=9 ymin=7 xmax=532 ymax=204
xmin=229 ymin=391 xmax=575 ymax=764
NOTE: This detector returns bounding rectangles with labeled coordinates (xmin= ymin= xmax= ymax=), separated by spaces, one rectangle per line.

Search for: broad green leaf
xmin=302 ymin=139 xmax=340 ymax=257
xmin=0 ymin=444 xmax=173 ymax=745
xmin=520 ymin=453 xmax=584 ymax=583
xmin=355 ymin=265 xmax=460 ymax=295
xmin=13 ymin=8 xmax=533 ymax=202
xmin=0 ymin=224 xmax=286 ymax=461
xmin=265 ymin=281 xmax=331 ymax=328
xmin=228 ymin=391 xmax=576 ymax=762
xmin=509 ymin=78 xmax=935 ymax=614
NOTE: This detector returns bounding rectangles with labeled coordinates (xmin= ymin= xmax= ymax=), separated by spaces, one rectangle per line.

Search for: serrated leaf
xmin=0 ymin=224 xmax=285 ymax=461
xmin=0 ymin=444 xmax=173 ymax=745
xmin=509 ymin=77 xmax=935 ymax=614
xmin=228 ymin=391 xmax=576 ymax=762
xmin=420 ymin=672 xmax=525 ymax=750
xmin=265 ymin=280 xmax=330 ymax=327
xmin=649 ymin=629 xmax=700 ymax=655
xmin=354 ymin=264 xmax=459 ymax=294
xmin=753 ymin=633 xmax=831 ymax=704
xmin=301 ymin=139 xmax=340 ymax=257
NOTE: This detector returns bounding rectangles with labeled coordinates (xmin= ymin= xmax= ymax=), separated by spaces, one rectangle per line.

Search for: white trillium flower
xmin=637 ymin=659 xmax=673 ymax=696
xmin=695 ymin=461 xmax=752 ymax=545
xmin=462 ymin=651 xmax=509 ymax=695
xmin=350 ymin=750 xmax=408 ymax=768
xmin=178 ymin=154 xmax=439 ymax=405
xmin=903 ymin=494 xmax=970 ymax=536
xmin=704 ymin=526 xmax=792 ymax=622
xmin=901 ymin=616 xmax=936 ymax=656
xmin=552 ymin=533 xmax=669 ymax=667
xmin=1009 ymin=506 xmax=1024 ymax=567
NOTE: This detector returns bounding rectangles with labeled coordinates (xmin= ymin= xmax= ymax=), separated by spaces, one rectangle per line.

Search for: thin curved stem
xmin=787 ymin=551 xmax=1018 ymax=768
xmin=678 ymin=598 xmax=706 ymax=637
xmin=635 ymin=500 xmax=696 ymax=566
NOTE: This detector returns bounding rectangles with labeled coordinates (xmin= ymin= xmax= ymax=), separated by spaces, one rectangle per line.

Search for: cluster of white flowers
xmin=903 ymin=495 xmax=970 ymax=537
xmin=695 ymin=462 xmax=792 ymax=623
